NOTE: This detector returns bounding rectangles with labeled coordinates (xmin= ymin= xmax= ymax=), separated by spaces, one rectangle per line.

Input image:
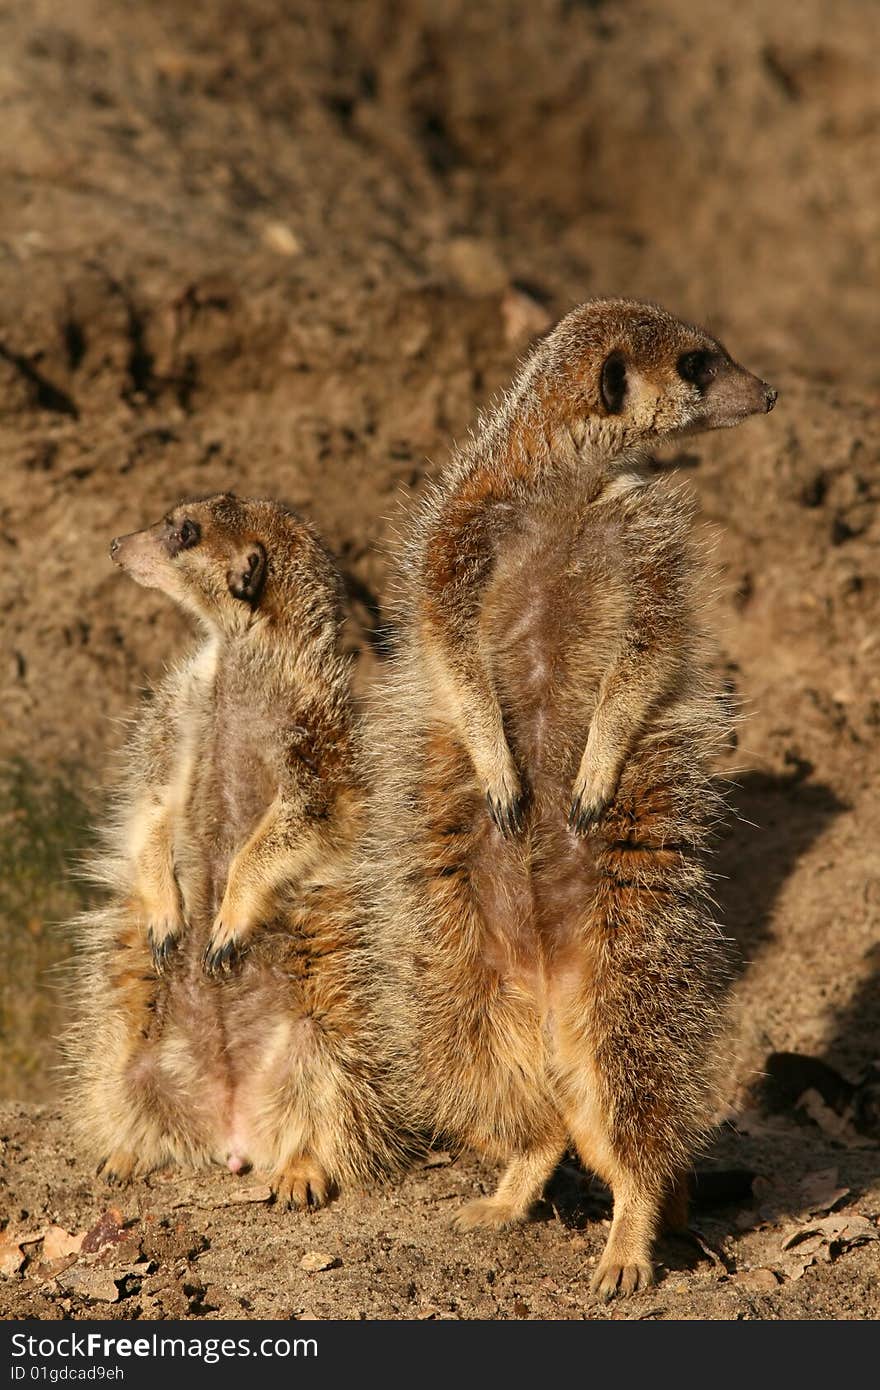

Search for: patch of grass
xmin=0 ymin=757 xmax=95 ymax=1100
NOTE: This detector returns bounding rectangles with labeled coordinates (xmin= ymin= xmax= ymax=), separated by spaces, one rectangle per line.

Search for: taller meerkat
xmin=370 ymin=299 xmax=777 ymax=1297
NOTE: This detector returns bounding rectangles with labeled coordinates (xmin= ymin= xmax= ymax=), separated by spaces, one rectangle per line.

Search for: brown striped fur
xmin=367 ymin=299 xmax=777 ymax=1296
xmin=63 ymin=494 xmax=406 ymax=1203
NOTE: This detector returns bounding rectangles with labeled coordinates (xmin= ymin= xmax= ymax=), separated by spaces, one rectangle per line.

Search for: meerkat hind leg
xmin=454 ymin=1137 xmax=565 ymax=1231
xmin=590 ymin=1176 xmax=660 ymax=1299
xmin=97 ymin=1147 xmax=143 ymax=1185
xmin=271 ymin=1154 xmax=331 ymax=1211
xmin=569 ymin=1115 xmax=661 ymax=1298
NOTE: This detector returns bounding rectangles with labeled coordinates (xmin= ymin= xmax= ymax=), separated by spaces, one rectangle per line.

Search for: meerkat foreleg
xmin=131 ymin=802 xmax=185 ymax=971
xmin=423 ymin=633 xmax=525 ymax=836
xmin=421 ymin=488 xmax=526 ymax=835
xmin=204 ymin=797 xmax=322 ymax=974
xmin=453 ymin=1136 xmax=566 ymax=1231
xmin=569 ymin=642 xmax=673 ymax=833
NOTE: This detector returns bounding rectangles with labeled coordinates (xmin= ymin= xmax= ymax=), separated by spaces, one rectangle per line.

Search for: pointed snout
xmin=108 ymin=528 xmax=160 ymax=584
xmin=763 ymin=383 xmax=778 ymax=412
xmin=109 ymin=532 xmax=136 ymax=567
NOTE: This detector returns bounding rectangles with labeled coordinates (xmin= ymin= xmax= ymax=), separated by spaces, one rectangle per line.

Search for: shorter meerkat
xmin=64 ymin=493 xmax=404 ymax=1204
xmin=368 ymin=299 xmax=777 ymax=1296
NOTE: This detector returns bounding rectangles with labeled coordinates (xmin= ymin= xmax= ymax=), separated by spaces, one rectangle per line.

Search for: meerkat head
xmin=110 ymin=493 xmax=340 ymax=640
xmin=534 ymin=298 xmax=777 ymax=457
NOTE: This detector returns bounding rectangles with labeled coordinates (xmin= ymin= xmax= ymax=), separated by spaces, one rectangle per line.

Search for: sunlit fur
xmin=366 ymin=299 xmax=776 ymax=1297
xmin=63 ymin=495 xmax=408 ymax=1202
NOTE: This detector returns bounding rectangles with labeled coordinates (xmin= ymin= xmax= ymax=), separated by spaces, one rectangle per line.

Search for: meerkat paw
xmin=204 ymin=912 xmax=253 ymax=976
xmin=146 ymin=913 xmax=183 ymax=973
xmin=453 ymin=1195 xmax=527 ymax=1232
xmin=484 ymin=760 xmax=527 ymax=838
xmin=590 ymin=1254 xmax=654 ymax=1301
xmin=271 ymin=1156 xmax=331 ymax=1211
xmin=568 ymin=767 xmax=618 ymax=835
xmin=96 ymin=1148 xmax=139 ymax=1185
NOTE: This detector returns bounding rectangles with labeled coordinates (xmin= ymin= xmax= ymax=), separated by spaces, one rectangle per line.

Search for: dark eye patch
xmin=677 ymin=350 xmax=718 ymax=389
xmin=165 ymin=517 xmax=200 ymax=556
xmin=600 ymin=351 xmax=628 ymax=414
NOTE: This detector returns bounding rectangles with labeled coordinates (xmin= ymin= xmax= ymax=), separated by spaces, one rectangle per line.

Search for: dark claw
xmin=203 ymin=939 xmax=241 ymax=977
xmin=486 ymin=791 xmax=525 ymax=838
xmin=148 ymin=929 xmax=175 ymax=974
xmin=95 ymin=1158 xmax=106 ymax=1177
xmin=568 ymin=794 xmax=609 ymax=837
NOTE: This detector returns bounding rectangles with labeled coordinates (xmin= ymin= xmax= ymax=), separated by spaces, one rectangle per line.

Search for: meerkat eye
xmin=677 ymin=350 xmax=718 ymax=389
xmin=178 ymin=519 xmax=200 ymax=549
xmin=600 ymin=351 xmax=628 ymax=414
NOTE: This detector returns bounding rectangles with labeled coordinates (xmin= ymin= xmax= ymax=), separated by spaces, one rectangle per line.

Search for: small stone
xmin=262 ymin=222 xmax=302 ymax=257
xmin=423 ymin=1151 xmax=453 ymax=1168
xmin=57 ymin=1266 xmax=121 ymax=1303
xmin=300 ymin=1250 xmax=340 ymax=1273
xmin=734 ymin=1268 xmax=779 ymax=1293
xmin=227 ymin=1185 xmax=273 ymax=1204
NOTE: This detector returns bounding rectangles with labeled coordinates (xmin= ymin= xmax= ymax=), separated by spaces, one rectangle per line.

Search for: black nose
xmin=110 ymin=537 xmax=119 ymax=558
xmin=764 ymin=385 xmax=778 ymax=412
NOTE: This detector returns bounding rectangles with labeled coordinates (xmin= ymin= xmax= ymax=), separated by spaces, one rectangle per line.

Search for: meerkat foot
xmin=271 ymin=1156 xmax=331 ymax=1211
xmin=96 ymin=1148 xmax=138 ymax=1185
xmin=588 ymin=1179 xmax=659 ymax=1299
xmin=454 ymin=1195 xmax=528 ymax=1232
xmin=455 ymin=1141 xmax=564 ymax=1232
xmin=591 ymin=1253 xmax=654 ymax=1301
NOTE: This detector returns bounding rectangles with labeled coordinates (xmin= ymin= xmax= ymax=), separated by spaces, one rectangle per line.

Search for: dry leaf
xmin=81 ymin=1208 xmax=126 ymax=1254
xmin=18 ymin=1229 xmax=48 ymax=1247
xmin=300 ymin=1250 xmax=339 ymax=1273
xmin=796 ymin=1089 xmax=874 ymax=1147
xmin=0 ymin=1236 xmax=25 ymax=1277
xmin=782 ymin=1213 xmax=879 ymax=1251
xmin=798 ymin=1167 xmax=851 ymax=1214
xmin=43 ymin=1225 xmax=84 ymax=1261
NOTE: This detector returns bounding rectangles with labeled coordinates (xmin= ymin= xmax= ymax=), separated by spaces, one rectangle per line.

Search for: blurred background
xmin=0 ymin=0 xmax=878 ymax=1110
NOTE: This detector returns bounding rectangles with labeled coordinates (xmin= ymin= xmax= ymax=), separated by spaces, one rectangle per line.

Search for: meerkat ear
xmin=227 ymin=542 xmax=267 ymax=603
xmin=600 ymin=351 xmax=628 ymax=414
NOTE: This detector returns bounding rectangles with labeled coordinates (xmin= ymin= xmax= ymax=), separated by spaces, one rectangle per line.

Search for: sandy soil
xmin=1 ymin=0 xmax=878 ymax=1320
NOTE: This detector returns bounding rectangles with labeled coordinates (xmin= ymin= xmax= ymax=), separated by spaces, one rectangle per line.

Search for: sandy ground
xmin=1 ymin=0 xmax=878 ymax=1320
